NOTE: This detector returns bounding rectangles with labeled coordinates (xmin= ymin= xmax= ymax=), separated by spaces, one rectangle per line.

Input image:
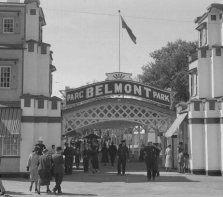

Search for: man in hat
xmin=142 ymin=140 xmax=160 ymax=181
xmin=52 ymin=146 xmax=64 ymax=194
xmin=117 ymin=140 xmax=129 ymax=175
xmin=63 ymin=142 xmax=73 ymax=175
xmin=82 ymin=143 xmax=91 ymax=172
xmin=35 ymin=137 xmax=46 ymax=155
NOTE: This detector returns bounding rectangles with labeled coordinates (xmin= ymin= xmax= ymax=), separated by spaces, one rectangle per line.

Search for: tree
xmin=138 ymin=39 xmax=197 ymax=104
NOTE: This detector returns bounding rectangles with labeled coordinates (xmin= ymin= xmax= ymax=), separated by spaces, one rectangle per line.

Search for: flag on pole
xmin=120 ymin=16 xmax=136 ymax=44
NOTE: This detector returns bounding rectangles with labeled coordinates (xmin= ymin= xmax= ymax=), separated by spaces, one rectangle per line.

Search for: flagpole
xmin=118 ymin=10 xmax=121 ymax=72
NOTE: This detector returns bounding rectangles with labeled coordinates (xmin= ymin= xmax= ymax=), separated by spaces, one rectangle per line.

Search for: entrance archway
xmin=62 ymin=72 xmax=175 ymax=165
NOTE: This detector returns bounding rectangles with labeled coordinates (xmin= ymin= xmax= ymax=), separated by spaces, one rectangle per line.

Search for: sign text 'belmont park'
xmin=66 ymin=80 xmax=171 ymax=106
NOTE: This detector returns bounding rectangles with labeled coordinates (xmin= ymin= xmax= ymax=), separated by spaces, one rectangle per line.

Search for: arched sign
xmin=65 ymin=80 xmax=172 ymax=107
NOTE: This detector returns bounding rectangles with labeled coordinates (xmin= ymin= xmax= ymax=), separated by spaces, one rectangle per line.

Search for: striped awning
xmin=0 ymin=108 xmax=22 ymax=137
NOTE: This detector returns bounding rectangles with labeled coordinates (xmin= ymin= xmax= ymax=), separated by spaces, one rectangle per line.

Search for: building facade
xmin=166 ymin=1 xmax=223 ymax=176
xmin=0 ymin=0 xmax=61 ymax=174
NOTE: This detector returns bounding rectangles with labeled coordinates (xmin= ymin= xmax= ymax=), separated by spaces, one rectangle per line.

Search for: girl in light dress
xmin=165 ymin=144 xmax=172 ymax=172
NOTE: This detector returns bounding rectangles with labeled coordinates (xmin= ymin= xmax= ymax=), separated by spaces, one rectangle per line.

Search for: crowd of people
xmin=27 ymin=137 xmax=64 ymax=195
xmin=0 ymin=136 xmax=190 ymax=196
xmin=164 ymin=142 xmax=189 ymax=173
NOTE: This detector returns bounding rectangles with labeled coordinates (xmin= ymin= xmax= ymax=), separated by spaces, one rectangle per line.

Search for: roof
xmin=26 ymin=40 xmax=51 ymax=47
xmin=0 ymin=101 xmax=20 ymax=108
xmin=194 ymin=13 xmax=208 ymax=24
xmin=20 ymin=94 xmax=62 ymax=101
xmin=207 ymin=3 xmax=223 ymax=12
xmin=0 ymin=44 xmax=25 ymax=50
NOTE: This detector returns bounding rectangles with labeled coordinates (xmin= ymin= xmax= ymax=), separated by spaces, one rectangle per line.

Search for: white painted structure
xmin=0 ymin=0 xmax=61 ymax=173
xmin=167 ymin=1 xmax=223 ymax=176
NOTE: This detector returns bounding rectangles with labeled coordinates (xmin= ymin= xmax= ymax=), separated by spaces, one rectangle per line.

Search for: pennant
xmin=121 ymin=16 xmax=136 ymax=44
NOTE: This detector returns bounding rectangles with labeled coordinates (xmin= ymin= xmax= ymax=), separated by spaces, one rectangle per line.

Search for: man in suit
xmin=117 ymin=140 xmax=129 ymax=175
xmin=82 ymin=143 xmax=91 ymax=172
xmin=142 ymin=140 xmax=160 ymax=181
xmin=63 ymin=142 xmax=73 ymax=175
xmin=109 ymin=141 xmax=117 ymax=166
xmin=52 ymin=146 xmax=64 ymax=194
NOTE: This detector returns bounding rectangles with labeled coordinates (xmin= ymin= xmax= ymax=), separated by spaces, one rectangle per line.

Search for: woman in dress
xmin=101 ymin=143 xmax=109 ymax=166
xmin=37 ymin=149 xmax=52 ymax=194
xmin=91 ymin=144 xmax=99 ymax=173
xmin=165 ymin=144 xmax=172 ymax=172
xmin=27 ymin=146 xmax=40 ymax=193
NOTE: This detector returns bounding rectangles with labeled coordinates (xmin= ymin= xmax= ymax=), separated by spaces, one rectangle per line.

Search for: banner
xmin=66 ymin=80 xmax=171 ymax=106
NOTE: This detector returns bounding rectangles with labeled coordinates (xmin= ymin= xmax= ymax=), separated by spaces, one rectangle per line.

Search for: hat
xmin=38 ymin=137 xmax=43 ymax=142
xmin=64 ymin=142 xmax=68 ymax=145
xmin=42 ymin=149 xmax=48 ymax=154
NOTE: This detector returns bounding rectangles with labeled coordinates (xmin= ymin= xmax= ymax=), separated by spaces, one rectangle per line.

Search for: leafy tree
xmin=138 ymin=39 xmax=197 ymax=104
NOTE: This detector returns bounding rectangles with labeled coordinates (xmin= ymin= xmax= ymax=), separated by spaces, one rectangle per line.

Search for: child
xmin=75 ymin=149 xmax=81 ymax=170
xmin=177 ymin=151 xmax=184 ymax=173
xmin=184 ymin=153 xmax=189 ymax=173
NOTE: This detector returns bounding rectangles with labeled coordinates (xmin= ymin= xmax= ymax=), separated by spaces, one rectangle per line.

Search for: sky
xmin=1 ymin=0 xmax=221 ymax=97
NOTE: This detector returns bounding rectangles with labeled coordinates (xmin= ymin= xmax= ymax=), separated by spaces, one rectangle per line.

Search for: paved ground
xmin=2 ymin=161 xmax=223 ymax=197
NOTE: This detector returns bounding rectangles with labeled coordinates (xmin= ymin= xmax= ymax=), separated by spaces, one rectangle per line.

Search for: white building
xmin=0 ymin=0 xmax=61 ymax=174
xmin=166 ymin=1 xmax=223 ymax=176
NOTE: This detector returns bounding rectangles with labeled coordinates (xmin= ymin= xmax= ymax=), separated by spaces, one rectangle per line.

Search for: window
xmin=3 ymin=18 xmax=14 ymax=33
xmin=190 ymin=72 xmax=197 ymax=97
xmin=30 ymin=9 xmax=36 ymax=15
xmin=201 ymin=49 xmax=206 ymax=58
xmin=211 ymin=15 xmax=217 ymax=21
xmin=38 ymin=99 xmax=44 ymax=109
xmin=2 ymin=137 xmax=19 ymax=156
xmin=0 ymin=66 xmax=11 ymax=88
xmin=41 ymin=46 xmax=47 ymax=54
xmin=28 ymin=43 xmax=34 ymax=52
xmin=200 ymin=28 xmax=207 ymax=47
xmin=216 ymin=48 xmax=221 ymax=56
xmin=52 ymin=101 xmax=57 ymax=110
xmin=219 ymin=13 xmax=222 ymax=20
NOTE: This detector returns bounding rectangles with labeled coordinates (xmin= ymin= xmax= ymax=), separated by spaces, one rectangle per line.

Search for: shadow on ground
xmin=3 ymin=162 xmax=198 ymax=184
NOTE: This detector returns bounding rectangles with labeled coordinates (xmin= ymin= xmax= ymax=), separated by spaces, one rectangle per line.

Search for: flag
xmin=121 ymin=16 xmax=136 ymax=44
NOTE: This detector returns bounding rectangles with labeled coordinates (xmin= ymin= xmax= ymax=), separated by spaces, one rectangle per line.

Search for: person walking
xmin=108 ymin=142 xmax=117 ymax=166
xmin=165 ymin=144 xmax=172 ymax=172
xmin=82 ymin=144 xmax=91 ymax=172
xmin=37 ymin=149 xmax=52 ymax=195
xmin=142 ymin=140 xmax=160 ymax=181
xmin=63 ymin=142 xmax=73 ymax=175
xmin=0 ymin=155 xmax=6 ymax=195
xmin=153 ymin=143 xmax=161 ymax=177
xmin=117 ymin=140 xmax=129 ymax=176
xmin=0 ymin=177 xmax=6 ymax=196
xmin=52 ymin=147 xmax=65 ymax=194
xmin=48 ymin=145 xmax=56 ymax=160
xmin=101 ymin=143 xmax=109 ymax=166
xmin=75 ymin=149 xmax=81 ymax=170
xmin=35 ymin=137 xmax=46 ymax=155
xmin=91 ymin=144 xmax=99 ymax=173
xmin=27 ymin=146 xmax=40 ymax=193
